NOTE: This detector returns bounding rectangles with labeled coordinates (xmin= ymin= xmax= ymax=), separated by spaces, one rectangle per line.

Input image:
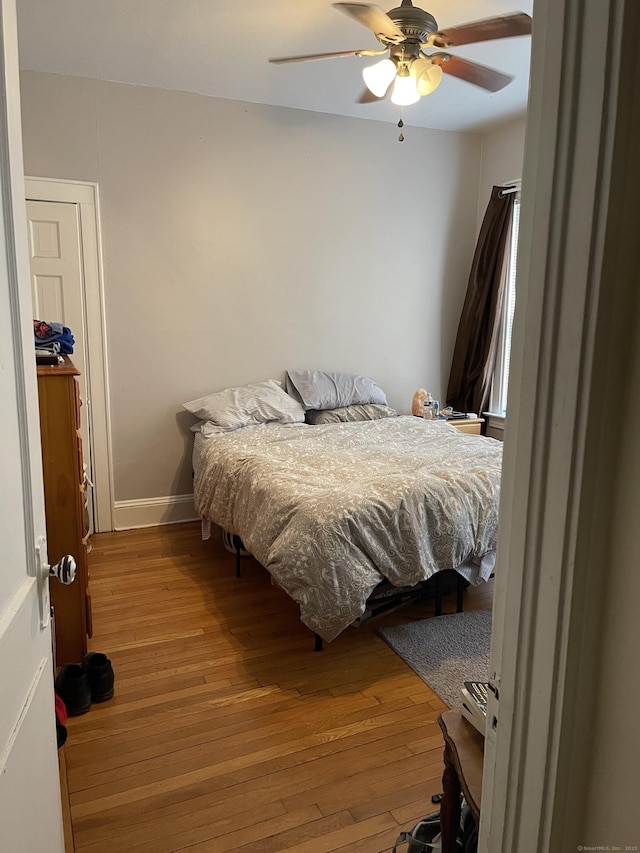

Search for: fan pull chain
xmin=398 ymin=117 xmax=405 ymax=143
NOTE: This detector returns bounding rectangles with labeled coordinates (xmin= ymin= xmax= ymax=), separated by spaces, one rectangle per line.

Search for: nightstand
xmin=445 ymin=417 xmax=485 ymax=435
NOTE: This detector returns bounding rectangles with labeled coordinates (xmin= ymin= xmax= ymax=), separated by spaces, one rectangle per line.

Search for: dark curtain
xmin=446 ymin=185 xmax=516 ymax=417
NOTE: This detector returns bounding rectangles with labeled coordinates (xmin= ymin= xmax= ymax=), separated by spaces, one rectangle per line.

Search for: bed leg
xmin=456 ymin=574 xmax=465 ymax=613
xmin=435 ymin=573 xmax=442 ymax=617
xmin=314 ymin=633 xmax=324 ymax=652
xmin=235 ymin=541 xmax=241 ymax=579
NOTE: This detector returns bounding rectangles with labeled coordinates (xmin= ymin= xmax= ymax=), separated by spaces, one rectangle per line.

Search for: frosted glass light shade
xmin=411 ymin=59 xmax=444 ymax=96
xmin=362 ymin=59 xmax=396 ymax=97
xmin=391 ymin=73 xmax=420 ymax=106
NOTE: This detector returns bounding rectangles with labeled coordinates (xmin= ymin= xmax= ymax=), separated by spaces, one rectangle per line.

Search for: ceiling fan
xmin=269 ymin=1 xmax=532 ymax=107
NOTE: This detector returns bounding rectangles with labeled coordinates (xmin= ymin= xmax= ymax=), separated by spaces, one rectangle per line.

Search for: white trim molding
xmin=113 ymin=494 xmax=198 ymax=530
xmin=481 ymin=0 xmax=640 ymax=850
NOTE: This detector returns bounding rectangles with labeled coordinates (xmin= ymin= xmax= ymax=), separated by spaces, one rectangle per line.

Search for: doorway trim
xmin=480 ymin=0 xmax=640 ymax=849
xmin=25 ymin=177 xmax=114 ymax=532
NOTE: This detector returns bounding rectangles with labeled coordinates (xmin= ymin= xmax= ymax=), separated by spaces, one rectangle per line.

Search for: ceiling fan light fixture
xmin=391 ymin=68 xmax=420 ymax=106
xmin=411 ymin=58 xmax=443 ymax=96
xmin=362 ymin=58 xmax=397 ymax=97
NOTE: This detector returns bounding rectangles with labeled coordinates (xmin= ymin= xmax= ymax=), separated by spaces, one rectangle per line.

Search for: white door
xmin=0 ymin=1 xmax=65 ymax=850
xmin=27 ymin=198 xmax=95 ymax=535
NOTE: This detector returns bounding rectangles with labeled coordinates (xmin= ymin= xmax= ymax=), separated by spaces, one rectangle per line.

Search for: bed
xmin=191 ymin=410 xmax=502 ymax=643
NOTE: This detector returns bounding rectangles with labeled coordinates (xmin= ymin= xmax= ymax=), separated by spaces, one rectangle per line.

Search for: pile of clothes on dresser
xmin=34 ymin=319 xmax=75 ymax=364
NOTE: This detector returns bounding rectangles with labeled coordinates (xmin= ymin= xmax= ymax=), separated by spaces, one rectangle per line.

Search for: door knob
xmin=48 ymin=555 xmax=77 ymax=585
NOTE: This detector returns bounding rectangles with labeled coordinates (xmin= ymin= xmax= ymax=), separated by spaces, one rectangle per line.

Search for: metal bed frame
xmin=228 ymin=533 xmax=467 ymax=651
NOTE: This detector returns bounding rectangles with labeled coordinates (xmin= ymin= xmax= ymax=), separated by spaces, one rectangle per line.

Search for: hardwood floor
xmin=64 ymin=522 xmax=493 ymax=852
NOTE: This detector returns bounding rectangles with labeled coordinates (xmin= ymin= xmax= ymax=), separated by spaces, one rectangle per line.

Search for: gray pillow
xmin=285 ymin=369 xmax=387 ymax=411
xmin=183 ymin=379 xmax=305 ymax=430
xmin=306 ymin=404 xmax=397 ymax=424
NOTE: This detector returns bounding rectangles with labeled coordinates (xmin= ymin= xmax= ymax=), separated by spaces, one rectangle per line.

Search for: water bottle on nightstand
xmin=423 ymin=392 xmax=439 ymax=420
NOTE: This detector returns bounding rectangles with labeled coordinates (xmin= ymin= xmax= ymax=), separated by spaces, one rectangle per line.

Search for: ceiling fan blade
xmin=427 ymin=13 xmax=532 ymax=49
xmin=269 ymin=48 xmax=385 ymax=64
xmin=333 ymin=3 xmax=406 ymax=44
xmin=429 ymin=53 xmax=513 ymax=92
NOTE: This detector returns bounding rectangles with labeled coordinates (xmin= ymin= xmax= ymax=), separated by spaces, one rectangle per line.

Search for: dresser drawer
xmin=73 ymin=378 xmax=81 ymax=431
xmin=79 ymin=484 xmax=88 ymax=539
xmin=447 ymin=418 xmax=485 ymax=435
xmin=85 ymin=590 xmax=93 ymax=639
xmin=76 ymin=434 xmax=84 ymax=482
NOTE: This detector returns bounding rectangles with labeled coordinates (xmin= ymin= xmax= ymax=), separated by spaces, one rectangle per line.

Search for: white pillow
xmin=183 ymin=379 xmax=305 ymax=431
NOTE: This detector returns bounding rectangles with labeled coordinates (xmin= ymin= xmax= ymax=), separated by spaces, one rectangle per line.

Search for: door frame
xmin=25 ymin=177 xmax=114 ymax=532
xmin=480 ymin=0 xmax=640 ymax=848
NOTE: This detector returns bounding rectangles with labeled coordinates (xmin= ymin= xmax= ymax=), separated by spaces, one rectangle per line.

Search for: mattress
xmin=193 ymin=416 xmax=503 ymax=641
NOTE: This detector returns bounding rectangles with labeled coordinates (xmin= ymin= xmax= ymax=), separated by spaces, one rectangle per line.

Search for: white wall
xmin=581 ymin=310 xmax=640 ymax=840
xmin=477 ymin=115 xmax=527 ymax=232
xmin=20 ymin=72 xmax=481 ymax=516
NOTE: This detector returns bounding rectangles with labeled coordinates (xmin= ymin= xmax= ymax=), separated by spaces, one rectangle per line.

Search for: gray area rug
xmin=379 ymin=611 xmax=492 ymax=708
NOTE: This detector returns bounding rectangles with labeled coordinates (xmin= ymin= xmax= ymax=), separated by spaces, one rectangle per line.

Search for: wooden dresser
xmin=37 ymin=357 xmax=92 ymax=667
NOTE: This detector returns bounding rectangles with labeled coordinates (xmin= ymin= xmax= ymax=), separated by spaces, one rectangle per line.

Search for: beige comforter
xmin=194 ymin=416 xmax=502 ymax=641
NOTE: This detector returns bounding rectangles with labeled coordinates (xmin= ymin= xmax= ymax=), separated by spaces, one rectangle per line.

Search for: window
xmin=490 ymin=192 xmax=520 ymax=416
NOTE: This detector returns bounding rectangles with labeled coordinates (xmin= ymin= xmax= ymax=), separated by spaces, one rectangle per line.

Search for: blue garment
xmin=34 ymin=319 xmax=75 ymax=354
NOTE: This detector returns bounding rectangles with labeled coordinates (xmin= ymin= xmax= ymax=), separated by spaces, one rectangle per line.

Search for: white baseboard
xmin=113 ymin=494 xmax=198 ymax=530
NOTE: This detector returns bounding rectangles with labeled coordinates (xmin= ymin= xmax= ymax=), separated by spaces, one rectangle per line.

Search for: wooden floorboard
xmin=64 ymin=521 xmax=493 ymax=852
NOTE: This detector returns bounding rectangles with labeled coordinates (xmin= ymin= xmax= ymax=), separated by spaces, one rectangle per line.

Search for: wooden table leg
xmin=440 ymin=743 xmax=462 ymax=853
xmin=437 ymin=710 xmax=484 ymax=850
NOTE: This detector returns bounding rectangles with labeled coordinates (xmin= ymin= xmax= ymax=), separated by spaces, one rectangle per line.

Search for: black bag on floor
xmin=459 ymin=804 xmax=478 ymax=853
xmin=392 ymin=811 xmax=441 ymax=852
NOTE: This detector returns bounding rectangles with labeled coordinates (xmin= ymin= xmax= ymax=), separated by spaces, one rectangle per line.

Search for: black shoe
xmin=55 ymin=664 xmax=92 ymax=716
xmin=82 ymin=652 xmax=114 ymax=702
xmin=56 ymin=718 xmax=68 ymax=748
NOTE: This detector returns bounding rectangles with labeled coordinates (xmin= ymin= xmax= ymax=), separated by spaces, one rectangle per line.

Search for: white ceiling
xmin=16 ymin=0 xmax=533 ymax=133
